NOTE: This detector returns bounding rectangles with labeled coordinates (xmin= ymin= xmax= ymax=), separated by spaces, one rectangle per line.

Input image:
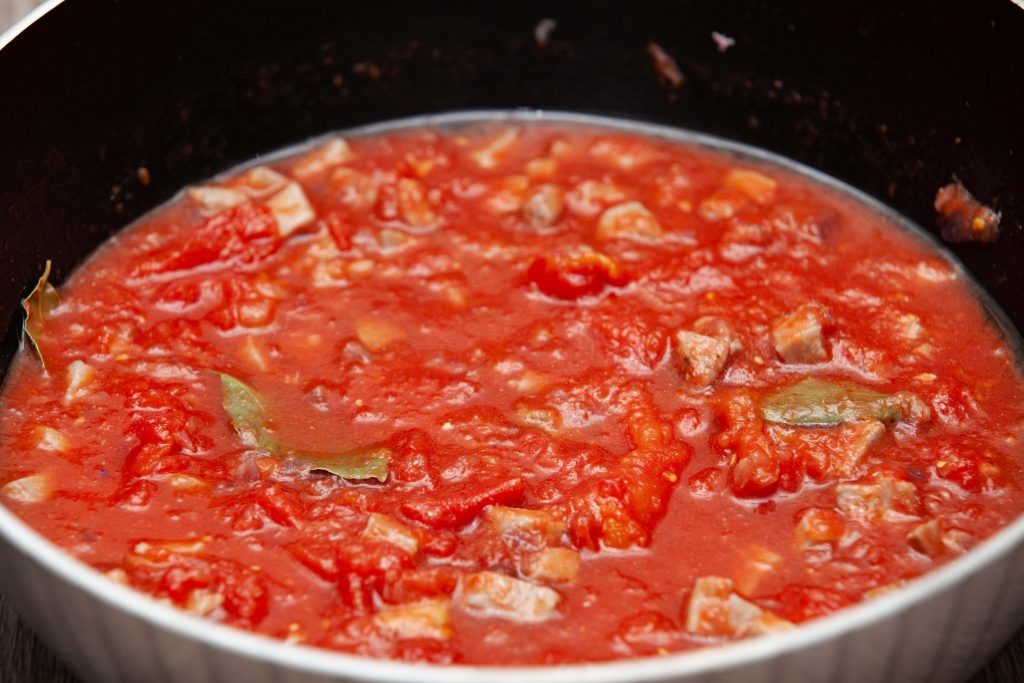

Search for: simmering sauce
xmin=2 ymin=117 xmax=1022 ymax=664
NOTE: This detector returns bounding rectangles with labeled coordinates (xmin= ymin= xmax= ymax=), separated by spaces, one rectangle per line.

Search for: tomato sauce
xmin=2 ymin=118 xmax=1023 ymax=664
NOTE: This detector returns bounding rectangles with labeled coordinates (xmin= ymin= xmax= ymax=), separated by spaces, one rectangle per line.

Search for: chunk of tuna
xmin=725 ymin=169 xmax=777 ymax=203
xmin=522 ymin=184 xmax=565 ymax=229
xmin=829 ymin=419 xmax=886 ymax=479
xmin=64 ymin=360 xmax=96 ymax=405
xmin=470 ymin=129 xmax=519 ymax=169
xmin=566 ymin=180 xmax=628 ymax=216
xmin=674 ymin=330 xmax=731 ymax=386
xmin=596 ymin=201 xmax=663 ymax=241
xmin=374 ymin=600 xmax=452 ymax=640
xmin=292 ymin=137 xmax=355 ymax=179
xmin=836 ymin=477 xmax=918 ymax=521
xmin=457 ymin=571 xmax=560 ymax=621
xmin=907 ymin=518 xmax=945 ymax=558
xmin=692 ymin=315 xmax=742 ymax=353
xmin=525 ymin=548 xmax=580 ymax=583
xmin=771 ymin=303 xmax=832 ymax=363
xmin=362 ymin=513 xmax=419 ymax=555
xmin=684 ymin=576 xmax=792 ymax=637
xmin=485 ymin=505 xmax=567 ymax=543
xmin=1 ymin=473 xmax=52 ymax=503
xmin=397 ymin=178 xmax=437 ymax=227
xmin=794 ymin=507 xmax=845 ymax=546
xmin=187 ymin=186 xmax=248 ymax=213
xmin=355 ymin=317 xmax=405 ymax=352
xmin=236 ymin=166 xmax=289 ymax=198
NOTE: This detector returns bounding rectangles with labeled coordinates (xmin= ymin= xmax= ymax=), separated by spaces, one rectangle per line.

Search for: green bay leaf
xmin=22 ymin=260 xmax=60 ymax=372
xmin=218 ymin=372 xmax=389 ymax=482
xmin=760 ymin=377 xmax=914 ymax=426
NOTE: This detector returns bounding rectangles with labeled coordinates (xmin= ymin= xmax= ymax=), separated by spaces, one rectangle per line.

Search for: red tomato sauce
xmin=2 ymin=120 xmax=1023 ymax=664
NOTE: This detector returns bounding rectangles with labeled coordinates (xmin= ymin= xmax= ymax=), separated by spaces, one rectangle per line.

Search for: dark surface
xmin=1 ymin=1 xmax=1024 ymax=681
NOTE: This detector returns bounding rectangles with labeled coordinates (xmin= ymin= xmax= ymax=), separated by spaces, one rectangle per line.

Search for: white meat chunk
xmin=485 ymin=506 xmax=567 ymax=543
xmin=724 ymin=168 xmax=777 ymax=203
xmin=907 ymin=518 xmax=945 ymax=558
xmin=596 ymin=201 xmax=663 ymax=241
xmin=397 ymin=177 xmax=438 ymax=227
xmin=522 ymin=184 xmax=565 ymax=229
xmin=829 ymin=419 xmax=886 ymax=479
xmin=470 ymin=129 xmax=519 ymax=169
xmin=265 ymin=182 xmax=316 ymax=236
xmin=374 ymin=600 xmax=452 ymax=640
xmin=457 ymin=571 xmax=560 ymax=621
xmin=236 ymin=166 xmax=288 ymax=198
xmin=64 ymin=360 xmax=96 ymax=405
xmin=836 ymin=477 xmax=918 ymax=521
xmin=187 ymin=186 xmax=248 ymax=213
xmin=361 ymin=513 xmax=419 ymax=555
xmin=771 ymin=303 xmax=832 ymax=363
xmin=1 ymin=473 xmax=52 ymax=503
xmin=291 ymin=137 xmax=355 ymax=179
xmin=674 ymin=330 xmax=731 ymax=387
xmin=525 ymin=548 xmax=580 ymax=583
xmin=684 ymin=576 xmax=792 ymax=637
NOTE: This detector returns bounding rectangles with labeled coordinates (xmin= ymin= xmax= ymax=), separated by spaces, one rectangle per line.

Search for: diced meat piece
xmin=684 ymin=576 xmax=792 ymax=638
xmin=725 ymin=169 xmax=777 ymax=203
xmin=674 ymin=331 xmax=730 ymax=386
xmin=907 ymin=518 xmax=945 ymax=558
xmin=484 ymin=175 xmax=529 ymax=215
xmin=525 ymin=548 xmax=580 ymax=583
xmin=486 ymin=505 xmax=567 ymax=542
xmin=771 ymin=303 xmax=832 ymax=363
xmin=566 ymin=180 xmax=628 ymax=216
xmin=185 ymin=588 xmax=225 ymax=616
xmin=34 ymin=426 xmax=69 ymax=453
xmin=397 ymin=178 xmax=438 ymax=227
xmin=355 ymin=317 xmax=405 ymax=352
xmin=457 ymin=571 xmax=560 ymax=621
xmin=698 ymin=188 xmax=747 ymax=221
xmin=64 ymin=360 xmax=96 ymax=404
xmin=187 ymin=186 xmax=248 ymax=213
xmin=836 ymin=477 xmax=919 ymax=521
xmin=829 ymin=419 xmax=886 ymax=479
xmin=470 ymin=129 xmax=519 ymax=169
xmin=794 ymin=507 xmax=845 ymax=546
xmin=525 ymin=156 xmax=557 ymax=180
xmin=692 ymin=315 xmax=742 ymax=353
xmin=590 ymin=138 xmax=659 ymax=170
xmin=329 ymin=167 xmax=380 ymax=210
xmin=1 ymin=473 xmax=52 ymax=503
xmin=943 ymin=528 xmax=974 ymax=554
xmin=733 ymin=545 xmax=782 ymax=596
xmin=362 ymin=513 xmax=419 ymax=556
xmin=291 ymin=137 xmax=355 ymax=179
xmin=265 ymin=182 xmax=316 ymax=236
xmin=596 ymin=201 xmax=663 ymax=241
xmin=934 ymin=179 xmax=1000 ymax=244
xmin=522 ymin=184 xmax=565 ymax=229
xmin=374 ymin=600 xmax=452 ymax=640
xmin=895 ymin=313 xmax=924 ymax=343
xmin=236 ymin=166 xmax=288 ymax=198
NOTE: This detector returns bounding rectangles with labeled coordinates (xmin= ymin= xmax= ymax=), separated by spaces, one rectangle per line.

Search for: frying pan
xmin=1 ymin=1 xmax=1022 ymax=682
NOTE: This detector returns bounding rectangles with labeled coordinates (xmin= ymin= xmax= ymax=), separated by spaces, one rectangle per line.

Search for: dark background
xmin=1 ymin=1 xmax=1023 ymax=681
